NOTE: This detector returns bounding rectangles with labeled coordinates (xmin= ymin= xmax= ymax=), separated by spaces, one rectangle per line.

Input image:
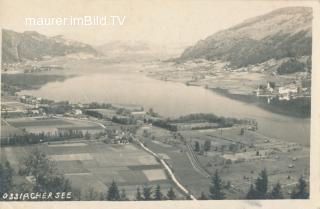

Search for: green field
xmin=2 ymin=117 xmax=105 ymax=137
xmin=6 ymin=117 xmax=101 ymax=129
xmin=184 ymin=127 xmax=309 ymax=198
xmin=1 ymin=120 xmax=25 ymax=138
xmin=137 ymin=127 xmax=211 ymax=198
xmin=137 ymin=125 xmax=309 ymax=199
xmin=0 ymin=141 xmax=181 ymax=199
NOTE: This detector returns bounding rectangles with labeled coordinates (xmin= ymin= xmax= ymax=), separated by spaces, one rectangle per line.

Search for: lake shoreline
xmin=210 ymin=87 xmax=311 ymax=119
xmin=10 ymin=61 xmax=310 ymax=146
xmin=4 ymin=64 xmax=311 ymax=119
xmin=1 ymin=73 xmax=74 ymax=95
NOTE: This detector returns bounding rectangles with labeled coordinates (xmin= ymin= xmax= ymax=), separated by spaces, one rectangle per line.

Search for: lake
xmin=20 ymin=61 xmax=310 ymax=146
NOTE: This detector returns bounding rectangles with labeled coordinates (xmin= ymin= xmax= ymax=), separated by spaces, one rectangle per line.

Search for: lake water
xmin=20 ymin=62 xmax=310 ymax=146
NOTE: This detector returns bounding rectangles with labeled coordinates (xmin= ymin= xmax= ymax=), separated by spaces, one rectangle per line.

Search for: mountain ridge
xmin=2 ymin=29 xmax=98 ymax=63
xmin=178 ymin=7 xmax=312 ymax=68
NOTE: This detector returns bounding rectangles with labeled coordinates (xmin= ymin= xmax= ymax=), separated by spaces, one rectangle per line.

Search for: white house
xmin=72 ymin=109 xmax=83 ymax=115
xmin=278 ymin=84 xmax=298 ymax=101
xmin=131 ymin=111 xmax=146 ymax=120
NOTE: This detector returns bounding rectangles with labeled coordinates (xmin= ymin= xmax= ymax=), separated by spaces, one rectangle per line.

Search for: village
xmin=1 ymin=94 xmax=147 ymax=145
xmin=2 ymin=61 xmax=64 ymax=74
xmin=255 ymin=80 xmax=311 ymax=101
xmin=146 ymin=58 xmax=311 ymax=103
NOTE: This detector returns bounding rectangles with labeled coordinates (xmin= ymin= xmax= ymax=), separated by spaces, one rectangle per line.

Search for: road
xmin=185 ymin=141 xmax=211 ymax=178
xmin=58 ymin=115 xmax=197 ymax=200
xmin=134 ymin=137 xmax=197 ymax=200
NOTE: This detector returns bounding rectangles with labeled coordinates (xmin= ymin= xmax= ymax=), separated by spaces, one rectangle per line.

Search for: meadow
xmin=0 ymin=141 xmax=181 ymax=199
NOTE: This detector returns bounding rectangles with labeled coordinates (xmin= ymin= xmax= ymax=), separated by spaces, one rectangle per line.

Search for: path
xmin=185 ymin=141 xmax=211 ymax=178
xmin=134 ymin=137 xmax=197 ymax=200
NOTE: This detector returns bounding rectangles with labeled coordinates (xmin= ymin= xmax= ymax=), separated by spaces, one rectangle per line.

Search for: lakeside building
xmin=255 ymin=81 xmax=304 ymax=101
xmin=72 ymin=109 xmax=83 ymax=115
xmin=255 ymin=81 xmax=276 ymax=96
xmin=278 ymin=83 xmax=299 ymax=101
xmin=131 ymin=111 xmax=146 ymax=120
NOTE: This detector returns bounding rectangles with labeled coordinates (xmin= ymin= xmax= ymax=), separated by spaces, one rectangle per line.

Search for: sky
xmin=0 ymin=0 xmax=316 ymax=47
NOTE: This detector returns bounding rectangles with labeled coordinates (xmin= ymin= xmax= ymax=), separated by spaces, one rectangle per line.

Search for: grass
xmin=49 ymin=153 xmax=94 ymax=161
xmin=141 ymin=137 xmax=210 ymax=197
xmin=1 ymin=122 xmax=25 ymax=138
xmin=6 ymin=117 xmax=100 ymax=128
xmin=143 ymin=169 xmax=167 ymax=181
xmin=136 ymin=125 xmax=309 ymax=199
xmin=195 ymin=128 xmax=310 ymax=198
xmin=7 ymin=119 xmax=72 ymax=127
xmin=4 ymin=117 xmax=104 ymax=136
xmin=48 ymin=142 xmax=87 ymax=147
xmin=0 ymin=142 xmax=177 ymax=199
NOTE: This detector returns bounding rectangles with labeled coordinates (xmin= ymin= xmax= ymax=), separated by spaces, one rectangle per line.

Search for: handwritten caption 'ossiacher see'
xmin=2 ymin=192 xmax=72 ymax=200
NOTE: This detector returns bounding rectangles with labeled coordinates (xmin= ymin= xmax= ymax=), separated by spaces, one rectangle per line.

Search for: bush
xmin=277 ymin=59 xmax=305 ymax=75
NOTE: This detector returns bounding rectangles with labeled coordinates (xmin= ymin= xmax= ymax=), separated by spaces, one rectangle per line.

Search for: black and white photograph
xmin=0 ymin=0 xmax=319 ymax=208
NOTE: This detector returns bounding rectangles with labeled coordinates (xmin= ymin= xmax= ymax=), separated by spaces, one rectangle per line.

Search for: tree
xmin=136 ymin=187 xmax=142 ymax=201
xmin=254 ymin=169 xmax=268 ymax=199
xmin=167 ymin=187 xmax=176 ymax=200
xmin=153 ymin=184 xmax=163 ymax=200
xmin=83 ymin=187 xmax=102 ymax=200
xmin=209 ymin=170 xmax=225 ymax=200
xmin=148 ymin=108 xmax=159 ymax=117
xmin=229 ymin=144 xmax=237 ymax=153
xmin=84 ymin=131 xmax=91 ymax=140
xmin=194 ymin=141 xmax=200 ymax=152
xmin=185 ymin=194 xmax=192 ymax=200
xmin=41 ymin=172 xmax=72 ymax=194
xmin=225 ymin=181 xmax=231 ymax=189
xmin=70 ymin=188 xmax=82 ymax=201
xmin=245 ymin=169 xmax=269 ymax=200
xmin=19 ymin=148 xmax=71 ymax=193
xmin=204 ymin=140 xmax=211 ymax=152
xmin=269 ymin=182 xmax=283 ymax=199
xmin=240 ymin=128 xmax=245 ymax=135
xmin=277 ymin=58 xmax=305 ymax=75
xmin=246 ymin=184 xmax=256 ymax=199
xmin=199 ymin=192 xmax=208 ymax=200
xmin=291 ymin=176 xmax=309 ymax=199
xmin=0 ymin=161 xmax=13 ymax=198
xmin=142 ymin=185 xmax=153 ymax=200
xmin=106 ymin=180 xmax=120 ymax=201
xmin=120 ymin=189 xmax=128 ymax=201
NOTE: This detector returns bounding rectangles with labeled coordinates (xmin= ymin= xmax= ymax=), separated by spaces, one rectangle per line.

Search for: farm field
xmin=1 ymin=120 xmax=25 ymax=138
xmin=141 ymin=136 xmax=211 ymax=198
xmin=3 ymin=117 xmax=104 ymax=135
xmin=137 ymin=125 xmax=309 ymax=199
xmin=0 ymin=141 xmax=181 ymax=199
xmin=6 ymin=117 xmax=102 ymax=128
xmin=136 ymin=127 xmax=212 ymax=198
xmin=182 ymin=127 xmax=310 ymax=198
xmin=198 ymin=149 xmax=309 ymax=196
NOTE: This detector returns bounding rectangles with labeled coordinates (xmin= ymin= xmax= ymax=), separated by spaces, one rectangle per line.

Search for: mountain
xmin=178 ymin=7 xmax=312 ymax=68
xmin=97 ymin=41 xmax=185 ymax=61
xmin=2 ymin=29 xmax=98 ymax=63
xmin=97 ymin=41 xmax=151 ymax=54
